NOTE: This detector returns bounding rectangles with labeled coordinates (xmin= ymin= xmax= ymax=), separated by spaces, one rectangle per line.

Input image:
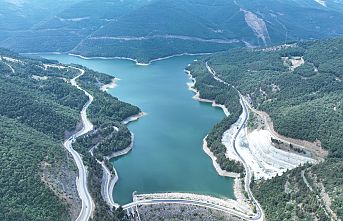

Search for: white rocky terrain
xmin=222 ymin=100 xmax=316 ymax=180
xmin=239 ymin=129 xmax=315 ymax=180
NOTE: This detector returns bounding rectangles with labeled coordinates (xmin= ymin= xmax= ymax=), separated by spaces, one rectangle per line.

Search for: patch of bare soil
xmin=40 ymin=150 xmax=81 ymax=220
xmin=282 ymin=56 xmax=304 ymax=71
xmin=244 ymin=99 xmax=328 ymax=160
xmin=138 ymin=204 xmax=243 ymax=221
xmin=240 ymin=9 xmax=270 ymax=45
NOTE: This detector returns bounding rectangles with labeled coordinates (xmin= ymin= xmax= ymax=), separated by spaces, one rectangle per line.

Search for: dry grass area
xmin=138 ymin=204 xmax=245 ymax=221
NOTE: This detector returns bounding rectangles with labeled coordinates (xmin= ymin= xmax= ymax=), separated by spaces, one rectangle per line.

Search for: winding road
xmin=206 ymin=62 xmax=263 ymax=220
xmin=64 ymin=67 xmax=94 ymax=221
xmin=99 ymin=160 xmax=119 ymax=208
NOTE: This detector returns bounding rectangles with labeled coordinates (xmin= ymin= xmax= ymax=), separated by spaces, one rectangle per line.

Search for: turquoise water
xmin=38 ymin=54 xmax=234 ymax=205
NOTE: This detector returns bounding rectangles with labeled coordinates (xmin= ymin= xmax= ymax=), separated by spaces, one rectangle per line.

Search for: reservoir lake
xmin=38 ymin=54 xmax=234 ymax=205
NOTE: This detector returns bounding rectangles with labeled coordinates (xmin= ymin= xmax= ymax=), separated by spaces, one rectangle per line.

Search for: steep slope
xmin=236 ymin=0 xmax=343 ymax=42
xmin=0 ymin=0 xmax=148 ymax=53
xmin=0 ymin=49 xmax=85 ymax=221
xmin=2 ymin=0 xmax=343 ymax=62
xmin=0 ymin=49 xmax=139 ymax=221
xmin=188 ymin=37 xmax=343 ymax=220
xmin=71 ymin=0 xmax=246 ymax=61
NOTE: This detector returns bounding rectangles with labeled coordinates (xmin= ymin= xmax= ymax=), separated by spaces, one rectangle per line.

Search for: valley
xmin=37 ymin=40 xmax=332 ymax=220
xmin=3 ymin=0 xmax=343 ymax=63
xmin=187 ymin=38 xmax=343 ymax=220
xmin=38 ymin=54 xmax=236 ymax=206
xmin=1 ymin=1 xmax=343 ymax=220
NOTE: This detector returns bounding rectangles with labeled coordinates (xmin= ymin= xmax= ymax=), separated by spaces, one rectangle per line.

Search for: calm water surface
xmin=38 ymin=54 xmax=234 ymax=204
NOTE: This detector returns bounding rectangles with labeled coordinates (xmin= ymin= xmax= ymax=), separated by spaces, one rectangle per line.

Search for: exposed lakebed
xmin=37 ymin=54 xmax=234 ymax=204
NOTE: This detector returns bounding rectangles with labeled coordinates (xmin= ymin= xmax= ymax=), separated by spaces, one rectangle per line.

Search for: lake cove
xmin=38 ymin=54 xmax=235 ymax=205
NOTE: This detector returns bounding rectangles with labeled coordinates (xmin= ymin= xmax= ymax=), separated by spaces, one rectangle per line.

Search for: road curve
xmin=206 ymin=62 xmax=264 ymax=221
xmin=123 ymin=198 xmax=252 ymax=219
xmin=99 ymin=160 xmax=119 ymax=208
xmin=64 ymin=67 xmax=95 ymax=221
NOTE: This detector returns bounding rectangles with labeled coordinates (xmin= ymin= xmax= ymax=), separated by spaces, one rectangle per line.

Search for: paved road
xmin=206 ymin=62 xmax=264 ymax=221
xmin=123 ymin=198 xmax=252 ymax=220
xmin=99 ymin=160 xmax=119 ymax=208
xmin=64 ymin=67 xmax=95 ymax=221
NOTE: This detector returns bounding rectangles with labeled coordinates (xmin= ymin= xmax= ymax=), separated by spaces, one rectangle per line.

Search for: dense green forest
xmin=189 ymin=37 xmax=343 ymax=220
xmin=0 ymin=49 xmax=83 ymax=220
xmin=0 ymin=116 xmax=72 ymax=221
xmin=0 ymin=49 xmax=139 ymax=220
xmin=252 ymin=165 xmax=330 ymax=220
xmin=252 ymin=159 xmax=343 ymax=220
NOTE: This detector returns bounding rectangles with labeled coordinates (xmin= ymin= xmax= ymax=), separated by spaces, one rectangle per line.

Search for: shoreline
xmin=122 ymin=112 xmax=147 ymax=125
xmin=68 ymin=53 xmax=149 ymax=66
xmin=100 ymin=78 xmax=118 ymax=92
xmin=105 ymin=132 xmax=135 ymax=160
xmin=22 ymin=51 xmax=211 ymax=66
xmin=100 ymin=160 xmax=119 ymax=208
xmin=203 ymin=137 xmax=240 ymax=178
xmin=69 ymin=52 xmax=212 ymax=66
xmin=186 ymin=69 xmax=251 ymax=208
xmin=101 ymin=111 xmax=146 ymax=208
xmin=186 ymin=70 xmax=230 ymax=116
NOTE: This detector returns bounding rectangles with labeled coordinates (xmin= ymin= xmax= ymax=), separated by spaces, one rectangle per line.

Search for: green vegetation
xmin=83 ymin=156 xmax=129 ymax=221
xmin=200 ymin=39 xmax=343 ymax=157
xmin=253 ymin=166 xmax=329 ymax=220
xmin=76 ymin=67 xmax=140 ymax=125
xmin=311 ymin=159 xmax=343 ymax=217
xmin=187 ymin=61 xmax=244 ymax=174
xmin=0 ymin=116 xmax=72 ymax=221
xmin=189 ymin=37 xmax=343 ymax=220
xmin=253 ymin=160 xmax=343 ymax=220
xmin=3 ymin=0 xmax=343 ymax=62
xmin=0 ymin=49 xmax=84 ymax=220
xmin=70 ymin=66 xmax=140 ymax=221
xmin=207 ymin=117 xmax=244 ymax=174
xmin=72 ymin=38 xmax=241 ymax=64
xmin=0 ymin=49 xmax=139 ymax=220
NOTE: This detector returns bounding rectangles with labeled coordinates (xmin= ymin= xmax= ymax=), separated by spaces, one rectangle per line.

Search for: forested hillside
xmin=0 ymin=49 xmax=83 ymax=221
xmin=188 ymin=37 xmax=343 ymax=220
xmin=0 ymin=49 xmax=138 ymax=221
xmin=2 ymin=0 xmax=343 ymax=62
